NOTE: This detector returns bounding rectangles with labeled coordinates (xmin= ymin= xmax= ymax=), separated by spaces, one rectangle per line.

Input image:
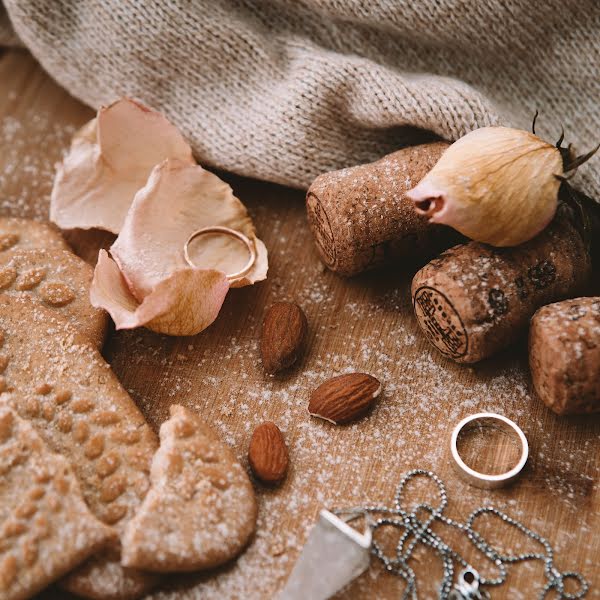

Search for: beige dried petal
xmin=111 ymin=158 xmax=268 ymax=301
xmin=408 ymin=127 xmax=563 ymax=246
xmin=50 ymin=98 xmax=194 ymax=234
xmin=90 ymin=250 xmax=229 ymax=335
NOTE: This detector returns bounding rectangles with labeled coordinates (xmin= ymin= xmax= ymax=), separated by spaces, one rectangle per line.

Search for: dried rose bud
xmin=407 ymin=127 xmax=563 ymax=246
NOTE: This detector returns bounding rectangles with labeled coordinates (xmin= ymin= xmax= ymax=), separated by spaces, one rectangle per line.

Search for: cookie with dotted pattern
xmin=0 ymin=217 xmax=70 ymax=254
xmin=0 ymin=295 xmax=160 ymax=599
xmin=0 ymin=406 xmax=115 ymax=600
xmin=0 ymin=248 xmax=108 ymax=348
xmin=122 ymin=404 xmax=257 ymax=572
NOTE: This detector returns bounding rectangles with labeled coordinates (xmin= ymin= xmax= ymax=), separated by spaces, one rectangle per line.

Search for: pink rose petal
xmin=50 ymin=98 xmax=194 ymax=234
xmin=111 ymin=159 xmax=268 ymax=301
xmin=90 ymin=250 xmax=230 ymax=336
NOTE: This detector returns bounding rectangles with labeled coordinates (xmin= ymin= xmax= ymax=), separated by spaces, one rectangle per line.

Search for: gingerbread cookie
xmin=122 ymin=404 xmax=257 ymax=572
xmin=0 ymin=248 xmax=108 ymax=348
xmin=0 ymin=295 xmax=159 ymax=599
xmin=0 ymin=406 xmax=115 ymax=600
xmin=0 ymin=217 xmax=69 ymax=253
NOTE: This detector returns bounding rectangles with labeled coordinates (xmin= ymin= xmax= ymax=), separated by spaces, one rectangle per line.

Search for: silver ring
xmin=183 ymin=226 xmax=256 ymax=281
xmin=450 ymin=412 xmax=528 ymax=489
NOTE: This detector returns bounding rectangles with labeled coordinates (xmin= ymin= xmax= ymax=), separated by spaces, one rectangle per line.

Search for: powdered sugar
xmin=0 ymin=111 xmax=76 ymax=220
xmin=106 ymin=199 xmax=598 ymax=599
xmin=1 ymin=91 xmax=596 ymax=598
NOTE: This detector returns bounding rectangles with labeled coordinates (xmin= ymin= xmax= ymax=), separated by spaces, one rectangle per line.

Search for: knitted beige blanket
xmin=2 ymin=1 xmax=599 ymax=196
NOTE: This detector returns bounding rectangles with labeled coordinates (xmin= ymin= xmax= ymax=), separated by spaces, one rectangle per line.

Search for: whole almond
xmin=248 ymin=422 xmax=289 ymax=483
xmin=261 ymin=302 xmax=308 ymax=374
xmin=309 ymin=373 xmax=382 ymax=424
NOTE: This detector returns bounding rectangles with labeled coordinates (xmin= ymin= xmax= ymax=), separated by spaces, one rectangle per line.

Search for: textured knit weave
xmin=2 ymin=0 xmax=600 ymax=196
xmin=0 ymin=3 xmax=18 ymax=46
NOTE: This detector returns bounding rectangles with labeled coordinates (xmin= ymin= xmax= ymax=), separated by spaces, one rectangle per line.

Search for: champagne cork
xmin=306 ymin=142 xmax=461 ymax=276
xmin=529 ymin=297 xmax=600 ymax=415
xmin=411 ymin=213 xmax=592 ymax=364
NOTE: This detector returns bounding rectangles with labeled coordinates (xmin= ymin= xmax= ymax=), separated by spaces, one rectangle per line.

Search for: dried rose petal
xmin=50 ymin=98 xmax=194 ymax=234
xmin=90 ymin=159 xmax=268 ymax=336
xmin=110 ymin=158 xmax=268 ymax=301
xmin=90 ymin=250 xmax=229 ymax=335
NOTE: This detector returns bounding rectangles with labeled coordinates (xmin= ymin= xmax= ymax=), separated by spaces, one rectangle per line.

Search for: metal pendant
xmin=278 ymin=509 xmax=372 ymax=600
xmin=448 ymin=568 xmax=490 ymax=600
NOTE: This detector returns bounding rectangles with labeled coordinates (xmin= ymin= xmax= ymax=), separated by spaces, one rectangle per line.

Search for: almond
xmin=260 ymin=302 xmax=308 ymax=374
xmin=309 ymin=373 xmax=382 ymax=424
xmin=248 ymin=422 xmax=289 ymax=483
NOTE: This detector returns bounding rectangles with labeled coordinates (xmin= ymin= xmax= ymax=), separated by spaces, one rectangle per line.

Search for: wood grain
xmin=0 ymin=50 xmax=597 ymax=600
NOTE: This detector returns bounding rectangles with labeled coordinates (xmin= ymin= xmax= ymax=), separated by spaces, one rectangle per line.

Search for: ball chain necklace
xmin=333 ymin=470 xmax=589 ymax=600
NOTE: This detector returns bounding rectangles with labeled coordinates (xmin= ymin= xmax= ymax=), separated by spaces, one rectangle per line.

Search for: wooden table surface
xmin=1 ymin=49 xmax=598 ymax=600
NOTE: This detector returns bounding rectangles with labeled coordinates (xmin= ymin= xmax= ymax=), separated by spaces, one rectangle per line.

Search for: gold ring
xmin=183 ymin=226 xmax=256 ymax=281
xmin=450 ymin=413 xmax=528 ymax=489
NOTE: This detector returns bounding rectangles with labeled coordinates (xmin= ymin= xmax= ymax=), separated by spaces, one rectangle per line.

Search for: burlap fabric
xmin=2 ymin=1 xmax=599 ymax=196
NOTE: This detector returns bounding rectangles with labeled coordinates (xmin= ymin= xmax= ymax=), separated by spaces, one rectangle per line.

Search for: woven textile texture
xmin=2 ymin=0 xmax=600 ymax=195
xmin=0 ymin=3 xmax=18 ymax=46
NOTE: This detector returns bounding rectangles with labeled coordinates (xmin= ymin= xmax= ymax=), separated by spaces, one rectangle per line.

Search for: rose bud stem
xmin=411 ymin=206 xmax=592 ymax=364
xmin=306 ymin=141 xmax=463 ymax=277
xmin=529 ymin=297 xmax=600 ymax=415
xmin=560 ymin=184 xmax=600 ymax=271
